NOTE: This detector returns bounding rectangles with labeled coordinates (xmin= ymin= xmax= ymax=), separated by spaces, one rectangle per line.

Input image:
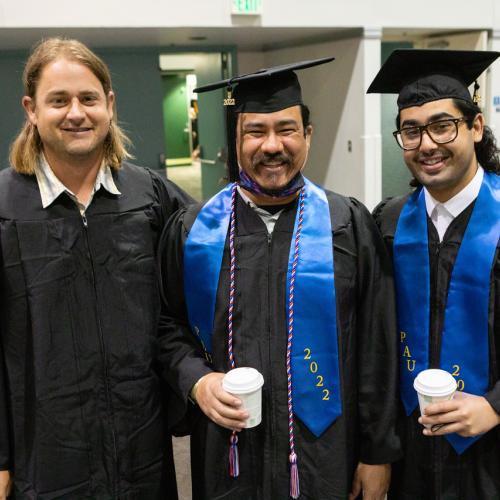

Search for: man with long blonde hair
xmin=0 ymin=38 xmax=190 ymax=499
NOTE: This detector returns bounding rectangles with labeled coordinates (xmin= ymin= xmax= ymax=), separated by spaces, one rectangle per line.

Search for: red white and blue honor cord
xmin=227 ymin=183 xmax=304 ymax=498
xmin=286 ymin=187 xmax=305 ymax=499
xmin=227 ymin=184 xmax=239 ymax=478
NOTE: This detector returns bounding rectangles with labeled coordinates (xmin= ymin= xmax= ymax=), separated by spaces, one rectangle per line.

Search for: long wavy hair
xmin=9 ymin=37 xmax=132 ymax=174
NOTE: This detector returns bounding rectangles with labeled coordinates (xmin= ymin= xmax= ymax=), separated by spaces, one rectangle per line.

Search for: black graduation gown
xmin=158 ymin=189 xmax=401 ymax=500
xmin=0 ymin=163 xmax=191 ymax=499
xmin=374 ymin=194 xmax=500 ymax=500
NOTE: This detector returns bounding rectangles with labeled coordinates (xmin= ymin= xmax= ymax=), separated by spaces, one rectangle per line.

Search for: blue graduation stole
xmin=184 ymin=178 xmax=342 ymax=436
xmin=394 ymin=171 xmax=500 ymax=454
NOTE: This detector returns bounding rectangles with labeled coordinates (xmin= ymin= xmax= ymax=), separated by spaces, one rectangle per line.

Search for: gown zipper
xmin=81 ymin=213 xmax=120 ymax=496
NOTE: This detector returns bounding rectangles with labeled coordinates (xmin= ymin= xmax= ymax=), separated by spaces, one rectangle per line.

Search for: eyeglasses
xmin=393 ymin=117 xmax=468 ymax=151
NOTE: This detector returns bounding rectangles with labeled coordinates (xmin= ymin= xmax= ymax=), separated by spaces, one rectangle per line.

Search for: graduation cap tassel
xmin=473 ymin=81 xmax=481 ymax=105
xmin=227 ymin=184 xmax=240 ymax=478
xmin=224 ymin=86 xmax=239 ymax=183
xmin=226 ymin=107 xmax=239 ymax=182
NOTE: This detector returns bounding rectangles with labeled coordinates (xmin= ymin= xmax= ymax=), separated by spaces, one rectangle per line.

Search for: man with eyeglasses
xmin=368 ymin=49 xmax=500 ymax=499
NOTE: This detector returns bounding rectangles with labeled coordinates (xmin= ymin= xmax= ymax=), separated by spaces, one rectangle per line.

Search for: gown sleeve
xmin=147 ymin=168 xmax=194 ymax=227
xmin=350 ymin=198 xmax=402 ymax=464
xmin=485 ymin=247 xmax=500 ymax=415
xmin=156 ymin=208 xmax=214 ymax=433
xmin=485 ymin=383 xmax=500 ymax=414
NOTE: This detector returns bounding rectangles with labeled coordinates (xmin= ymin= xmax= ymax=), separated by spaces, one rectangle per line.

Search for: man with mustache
xmin=158 ymin=58 xmax=401 ymax=499
xmin=369 ymin=50 xmax=500 ymax=499
xmin=0 ymin=38 xmax=191 ymax=499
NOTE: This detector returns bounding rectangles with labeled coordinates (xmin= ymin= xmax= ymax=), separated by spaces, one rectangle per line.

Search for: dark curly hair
xmin=300 ymin=104 xmax=311 ymax=132
xmin=451 ymin=99 xmax=500 ymax=174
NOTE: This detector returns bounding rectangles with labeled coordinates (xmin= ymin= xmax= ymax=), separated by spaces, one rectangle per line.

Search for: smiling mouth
xmin=261 ymin=162 xmax=285 ymax=167
xmin=62 ymin=127 xmax=92 ymax=133
xmin=259 ymin=159 xmax=291 ymax=168
xmin=418 ymin=154 xmax=450 ymax=172
xmin=421 ymin=156 xmax=447 ymax=166
xmin=253 ymin=153 xmax=291 ymax=170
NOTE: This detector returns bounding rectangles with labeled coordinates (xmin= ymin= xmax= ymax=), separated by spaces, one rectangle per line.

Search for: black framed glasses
xmin=393 ymin=117 xmax=467 ymax=151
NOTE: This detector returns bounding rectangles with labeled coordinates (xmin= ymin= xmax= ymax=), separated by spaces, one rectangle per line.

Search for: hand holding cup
xmin=223 ymin=367 xmax=264 ymax=429
xmin=194 ymin=372 xmax=249 ymax=431
xmin=413 ymin=369 xmax=457 ymax=430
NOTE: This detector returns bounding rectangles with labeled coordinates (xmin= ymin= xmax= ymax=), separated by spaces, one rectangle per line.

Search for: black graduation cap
xmin=367 ymin=49 xmax=500 ymax=111
xmin=195 ymin=57 xmax=334 ymax=111
xmin=194 ymin=57 xmax=334 ymax=181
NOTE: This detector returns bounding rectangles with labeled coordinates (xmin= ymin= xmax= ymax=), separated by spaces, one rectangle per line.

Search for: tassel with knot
xmin=289 ymin=451 xmax=300 ymax=499
xmin=473 ymin=81 xmax=481 ymax=105
xmin=229 ymin=432 xmax=239 ymax=478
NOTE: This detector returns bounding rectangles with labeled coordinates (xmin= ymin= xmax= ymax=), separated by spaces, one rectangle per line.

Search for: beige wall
xmin=0 ymin=0 xmax=498 ymax=29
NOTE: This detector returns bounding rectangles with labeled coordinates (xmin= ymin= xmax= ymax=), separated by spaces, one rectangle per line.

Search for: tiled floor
xmin=166 ymin=162 xmax=202 ymax=202
xmin=164 ymin=163 xmax=197 ymax=500
xmin=165 ymin=162 xmax=198 ymax=499
xmin=173 ymin=436 xmax=192 ymax=499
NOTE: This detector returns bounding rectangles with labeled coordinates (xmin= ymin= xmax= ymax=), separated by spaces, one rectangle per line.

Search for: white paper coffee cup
xmin=222 ymin=367 xmax=264 ymax=428
xmin=413 ymin=369 xmax=457 ymax=428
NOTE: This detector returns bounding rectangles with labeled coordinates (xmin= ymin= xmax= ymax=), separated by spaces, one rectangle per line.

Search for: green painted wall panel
xmin=0 ymin=51 xmax=28 ymax=169
xmin=97 ymin=48 xmax=165 ymax=169
xmin=381 ymin=42 xmax=414 ymax=199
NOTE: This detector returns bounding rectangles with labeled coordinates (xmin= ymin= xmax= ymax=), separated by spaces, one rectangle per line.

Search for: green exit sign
xmin=232 ymin=0 xmax=262 ymax=15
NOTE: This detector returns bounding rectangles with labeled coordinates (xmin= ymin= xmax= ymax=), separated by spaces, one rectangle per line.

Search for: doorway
xmin=162 ymin=73 xmax=194 ymax=166
xmin=160 ymin=51 xmax=234 ymax=201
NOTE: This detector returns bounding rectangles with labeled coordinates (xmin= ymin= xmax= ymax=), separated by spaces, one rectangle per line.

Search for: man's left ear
xmin=305 ymin=125 xmax=313 ymax=150
xmin=472 ymin=113 xmax=484 ymax=143
xmin=107 ymin=91 xmax=115 ymax=120
xmin=22 ymin=96 xmax=37 ymax=126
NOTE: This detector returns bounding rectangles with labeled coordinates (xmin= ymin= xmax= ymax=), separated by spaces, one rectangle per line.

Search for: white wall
xmin=237 ymin=51 xmax=265 ymax=74
xmin=0 ymin=0 xmax=498 ymax=29
xmin=488 ymin=31 xmax=500 ymax=137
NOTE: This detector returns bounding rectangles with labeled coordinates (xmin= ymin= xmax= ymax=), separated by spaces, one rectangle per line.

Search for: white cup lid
xmin=222 ymin=367 xmax=264 ymax=394
xmin=413 ymin=369 xmax=457 ymax=397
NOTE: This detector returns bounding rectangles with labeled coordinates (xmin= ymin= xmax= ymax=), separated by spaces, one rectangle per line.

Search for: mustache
xmin=252 ymin=152 xmax=291 ymax=169
xmin=416 ymin=149 xmax=450 ymax=161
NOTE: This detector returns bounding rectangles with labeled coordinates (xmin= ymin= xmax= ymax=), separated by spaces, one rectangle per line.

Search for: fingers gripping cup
xmin=413 ymin=369 xmax=457 ymax=428
xmin=222 ymin=367 xmax=264 ymax=428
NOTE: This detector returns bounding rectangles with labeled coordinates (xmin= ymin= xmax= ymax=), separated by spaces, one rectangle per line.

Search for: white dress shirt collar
xmin=35 ymin=154 xmax=121 ymax=210
xmin=424 ymin=165 xmax=484 ymax=241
